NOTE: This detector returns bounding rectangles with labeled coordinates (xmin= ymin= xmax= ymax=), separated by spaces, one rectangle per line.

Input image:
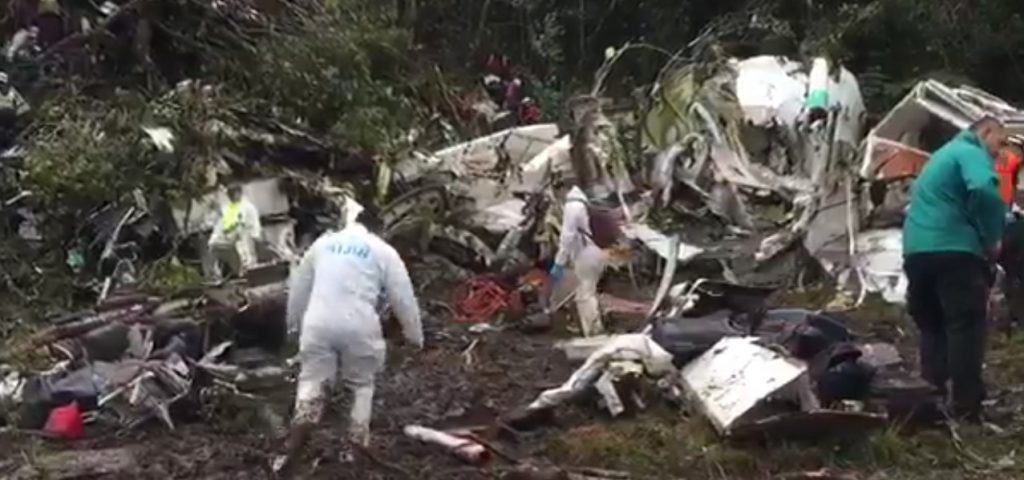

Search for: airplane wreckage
xmin=4 ymin=52 xmax=1024 ymax=473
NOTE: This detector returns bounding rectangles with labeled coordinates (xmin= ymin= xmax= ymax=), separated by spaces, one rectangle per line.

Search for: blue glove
xmin=548 ymin=264 xmax=565 ymax=285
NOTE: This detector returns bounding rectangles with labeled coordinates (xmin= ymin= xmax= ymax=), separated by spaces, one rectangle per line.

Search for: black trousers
xmin=904 ymin=252 xmax=992 ymax=419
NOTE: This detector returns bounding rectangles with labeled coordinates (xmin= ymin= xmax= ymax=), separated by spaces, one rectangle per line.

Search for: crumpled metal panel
xmin=680 ymin=336 xmax=808 ymax=434
xmin=861 ymin=80 xmax=1024 ymax=181
xmin=852 ymin=228 xmax=906 ymax=304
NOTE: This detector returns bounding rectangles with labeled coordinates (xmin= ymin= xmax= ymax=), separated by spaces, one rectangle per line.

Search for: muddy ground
xmin=5 ymin=274 xmax=1024 ymax=480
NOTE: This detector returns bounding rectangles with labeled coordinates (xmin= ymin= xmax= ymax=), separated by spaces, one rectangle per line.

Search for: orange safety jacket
xmin=996 ymin=148 xmax=1023 ymax=206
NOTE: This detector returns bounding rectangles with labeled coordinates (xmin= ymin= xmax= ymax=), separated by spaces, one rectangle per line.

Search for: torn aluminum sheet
xmin=395 ymin=124 xmax=559 ymax=181
xmin=732 ymin=56 xmax=806 ymax=131
xmin=646 ymin=56 xmax=864 ymax=195
xmin=756 ymin=116 xmax=838 ymax=262
xmin=429 ymin=225 xmax=497 ymax=269
xmin=380 ymin=183 xmax=449 ymax=237
xmin=517 ymin=134 xmax=573 ymax=194
xmin=528 ymin=334 xmax=674 ymax=415
xmin=399 ymin=123 xmax=633 ymax=234
xmin=395 ymin=124 xmax=560 ymax=234
xmin=813 ymin=223 xmax=906 ymax=307
xmin=735 ymin=56 xmax=865 ymax=147
xmin=391 ymin=123 xmax=561 ymax=234
xmin=0 ymin=368 xmax=25 ymax=404
xmin=851 ymin=228 xmax=906 ymax=305
xmin=861 ymin=79 xmax=1024 ymax=182
xmin=621 ymin=223 xmax=703 ymax=263
xmin=646 ymin=56 xmax=865 ymax=268
xmin=14 ymin=353 xmax=191 ymax=431
xmin=680 ymin=336 xmax=811 ymax=434
xmin=123 ymin=354 xmax=191 ymax=429
xmin=470 ymin=199 xmax=527 ymax=233
xmin=66 ymin=354 xmax=193 ymax=430
xmin=196 ymin=340 xmax=290 ymax=390
xmin=647 ymin=234 xmax=680 ymax=319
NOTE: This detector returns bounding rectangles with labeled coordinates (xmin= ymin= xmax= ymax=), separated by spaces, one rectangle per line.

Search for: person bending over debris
xmin=549 ymin=185 xmax=617 ymax=336
xmin=206 ymin=184 xmax=261 ymax=281
xmin=903 ymin=115 xmax=1007 ymax=422
xmin=278 ymin=207 xmax=421 ymax=468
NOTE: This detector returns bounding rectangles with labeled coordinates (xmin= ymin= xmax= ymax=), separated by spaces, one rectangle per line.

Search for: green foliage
xmin=773 ymin=0 xmax=1024 ymax=110
xmin=19 ymin=84 xmax=239 ymax=245
xmin=409 ymin=0 xmax=1024 ymax=118
xmin=23 ymin=92 xmax=154 ymax=212
xmin=142 ymin=257 xmax=204 ymax=296
xmin=216 ymin=1 xmax=421 ymax=152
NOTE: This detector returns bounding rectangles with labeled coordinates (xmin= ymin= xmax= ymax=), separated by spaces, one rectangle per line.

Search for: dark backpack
xmin=571 ymin=200 xmax=624 ymax=249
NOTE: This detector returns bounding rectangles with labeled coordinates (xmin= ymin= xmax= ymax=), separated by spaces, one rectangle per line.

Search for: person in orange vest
xmin=995 ymin=140 xmax=1024 ymax=211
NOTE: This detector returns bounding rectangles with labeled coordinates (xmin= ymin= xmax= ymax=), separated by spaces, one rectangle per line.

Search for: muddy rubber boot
xmin=271 ymin=422 xmax=314 ymax=478
xmin=348 ymin=384 xmax=374 ymax=447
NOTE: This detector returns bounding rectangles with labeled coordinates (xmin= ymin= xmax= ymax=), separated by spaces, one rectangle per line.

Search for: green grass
xmin=545 ymin=413 xmax=1024 ymax=478
xmin=543 ymin=289 xmax=1024 ymax=479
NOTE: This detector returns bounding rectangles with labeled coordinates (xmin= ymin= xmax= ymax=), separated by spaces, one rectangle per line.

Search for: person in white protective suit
xmin=206 ymin=185 xmax=261 ymax=281
xmin=282 ymin=208 xmax=422 ymax=454
xmin=549 ymin=186 xmax=608 ymax=336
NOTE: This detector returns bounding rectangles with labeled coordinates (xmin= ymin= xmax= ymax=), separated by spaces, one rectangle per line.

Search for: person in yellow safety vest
xmin=206 ymin=185 xmax=261 ymax=281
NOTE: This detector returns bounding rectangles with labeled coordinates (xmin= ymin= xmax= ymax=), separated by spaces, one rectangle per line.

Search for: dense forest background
xmin=1 ymin=0 xmax=1024 ymax=314
xmin=7 ymin=0 xmax=1024 ymax=151
xmin=411 ymin=0 xmax=1024 ymax=117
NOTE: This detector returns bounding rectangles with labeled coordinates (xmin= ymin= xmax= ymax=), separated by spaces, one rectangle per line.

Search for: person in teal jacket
xmin=902 ymin=116 xmax=1007 ymax=422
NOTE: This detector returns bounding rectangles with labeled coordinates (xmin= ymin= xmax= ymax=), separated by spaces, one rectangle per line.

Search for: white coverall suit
xmin=555 ymin=187 xmax=608 ymax=337
xmin=286 ymin=223 xmax=422 ymax=445
xmin=207 ymin=197 xmax=261 ymax=280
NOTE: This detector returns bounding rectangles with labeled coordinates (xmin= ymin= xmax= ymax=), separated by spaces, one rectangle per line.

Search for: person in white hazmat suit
xmin=283 ymin=207 xmax=422 ymax=455
xmin=549 ymin=186 xmax=608 ymax=336
xmin=206 ymin=185 xmax=261 ymax=281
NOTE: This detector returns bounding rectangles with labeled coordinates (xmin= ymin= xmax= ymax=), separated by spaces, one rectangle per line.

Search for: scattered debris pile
xmin=2 ymin=9 xmax=1024 ymax=472
xmin=0 ymin=281 xmax=292 ymax=437
xmin=846 ymin=81 xmax=1024 ymax=305
xmin=505 ymin=277 xmax=930 ymax=441
xmin=642 ymin=55 xmax=865 ymax=273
